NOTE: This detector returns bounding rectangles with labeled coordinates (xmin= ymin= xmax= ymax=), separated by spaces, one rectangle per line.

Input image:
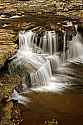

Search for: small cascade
xmin=25 ymin=31 xmax=57 ymax=55
xmin=19 ymin=30 xmax=35 ymax=50
xmin=30 ymin=60 xmax=52 ymax=87
xmin=47 ymin=54 xmax=60 ymax=73
xmin=68 ymin=32 xmax=83 ymax=61
xmin=42 ymin=31 xmax=57 ymax=55
xmin=10 ymin=30 xmax=52 ymax=88
xmin=9 ymin=27 xmax=83 ymax=94
xmin=63 ymin=31 xmax=66 ymax=62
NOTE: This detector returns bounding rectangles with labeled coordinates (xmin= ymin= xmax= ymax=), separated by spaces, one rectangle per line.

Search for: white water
xmin=68 ymin=32 xmax=83 ymax=60
xmin=42 ymin=31 xmax=57 ymax=54
xmin=16 ymin=31 xmax=52 ymax=87
xmin=10 ymin=29 xmax=83 ymax=102
xmin=11 ymin=89 xmax=30 ymax=105
xmin=8 ymin=28 xmax=83 ymax=105
xmin=30 ymin=60 xmax=52 ymax=86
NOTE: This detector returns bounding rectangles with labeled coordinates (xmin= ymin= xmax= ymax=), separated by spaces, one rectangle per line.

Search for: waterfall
xmin=68 ymin=32 xmax=83 ymax=62
xmin=63 ymin=31 xmax=66 ymax=62
xmin=43 ymin=31 xmax=56 ymax=54
xmin=40 ymin=31 xmax=57 ymax=54
xmin=19 ymin=30 xmax=35 ymax=50
xmin=15 ymin=30 xmax=52 ymax=87
xmin=30 ymin=60 xmax=52 ymax=87
xmin=9 ymin=29 xmax=83 ymax=94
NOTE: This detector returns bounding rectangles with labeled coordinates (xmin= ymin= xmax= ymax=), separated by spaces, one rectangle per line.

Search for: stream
xmin=7 ymin=26 xmax=83 ymax=125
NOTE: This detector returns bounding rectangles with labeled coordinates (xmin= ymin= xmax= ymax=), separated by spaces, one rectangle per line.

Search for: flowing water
xmin=9 ymin=29 xmax=83 ymax=125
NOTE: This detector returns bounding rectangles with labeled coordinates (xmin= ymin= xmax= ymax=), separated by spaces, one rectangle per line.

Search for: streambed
xmin=21 ymin=92 xmax=83 ymax=125
xmin=1 ymin=26 xmax=83 ymax=125
xmin=20 ymin=61 xmax=83 ymax=125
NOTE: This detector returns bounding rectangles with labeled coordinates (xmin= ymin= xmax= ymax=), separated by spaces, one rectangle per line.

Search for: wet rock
xmin=11 ymin=103 xmax=23 ymax=125
xmin=8 ymin=61 xmax=31 ymax=87
xmin=0 ymin=75 xmax=21 ymax=97
xmin=0 ymin=0 xmax=82 ymax=32
xmin=77 ymin=23 xmax=83 ymax=37
xmin=0 ymin=74 xmax=21 ymax=125
xmin=17 ymin=0 xmax=83 ymax=18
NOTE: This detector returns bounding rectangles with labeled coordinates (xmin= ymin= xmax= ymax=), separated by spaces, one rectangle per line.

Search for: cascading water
xmin=68 ymin=32 xmax=83 ymax=62
xmin=11 ymin=30 xmax=53 ymax=88
xmin=9 ymin=28 xmax=83 ymax=102
xmin=30 ymin=60 xmax=52 ymax=86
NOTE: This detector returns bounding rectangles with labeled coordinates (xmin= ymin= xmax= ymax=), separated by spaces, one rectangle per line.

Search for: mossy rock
xmin=8 ymin=61 xmax=31 ymax=87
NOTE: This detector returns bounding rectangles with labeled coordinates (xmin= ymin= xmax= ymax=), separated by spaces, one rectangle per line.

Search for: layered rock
xmin=17 ymin=0 xmax=83 ymax=18
xmin=0 ymin=29 xmax=17 ymax=68
xmin=0 ymin=0 xmax=82 ymax=31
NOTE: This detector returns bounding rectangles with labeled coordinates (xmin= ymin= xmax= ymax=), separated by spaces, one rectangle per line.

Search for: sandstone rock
xmin=0 ymin=29 xmax=17 ymax=68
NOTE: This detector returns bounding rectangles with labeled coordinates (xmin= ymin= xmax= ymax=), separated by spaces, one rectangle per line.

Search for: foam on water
xmin=9 ymin=29 xmax=83 ymax=104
